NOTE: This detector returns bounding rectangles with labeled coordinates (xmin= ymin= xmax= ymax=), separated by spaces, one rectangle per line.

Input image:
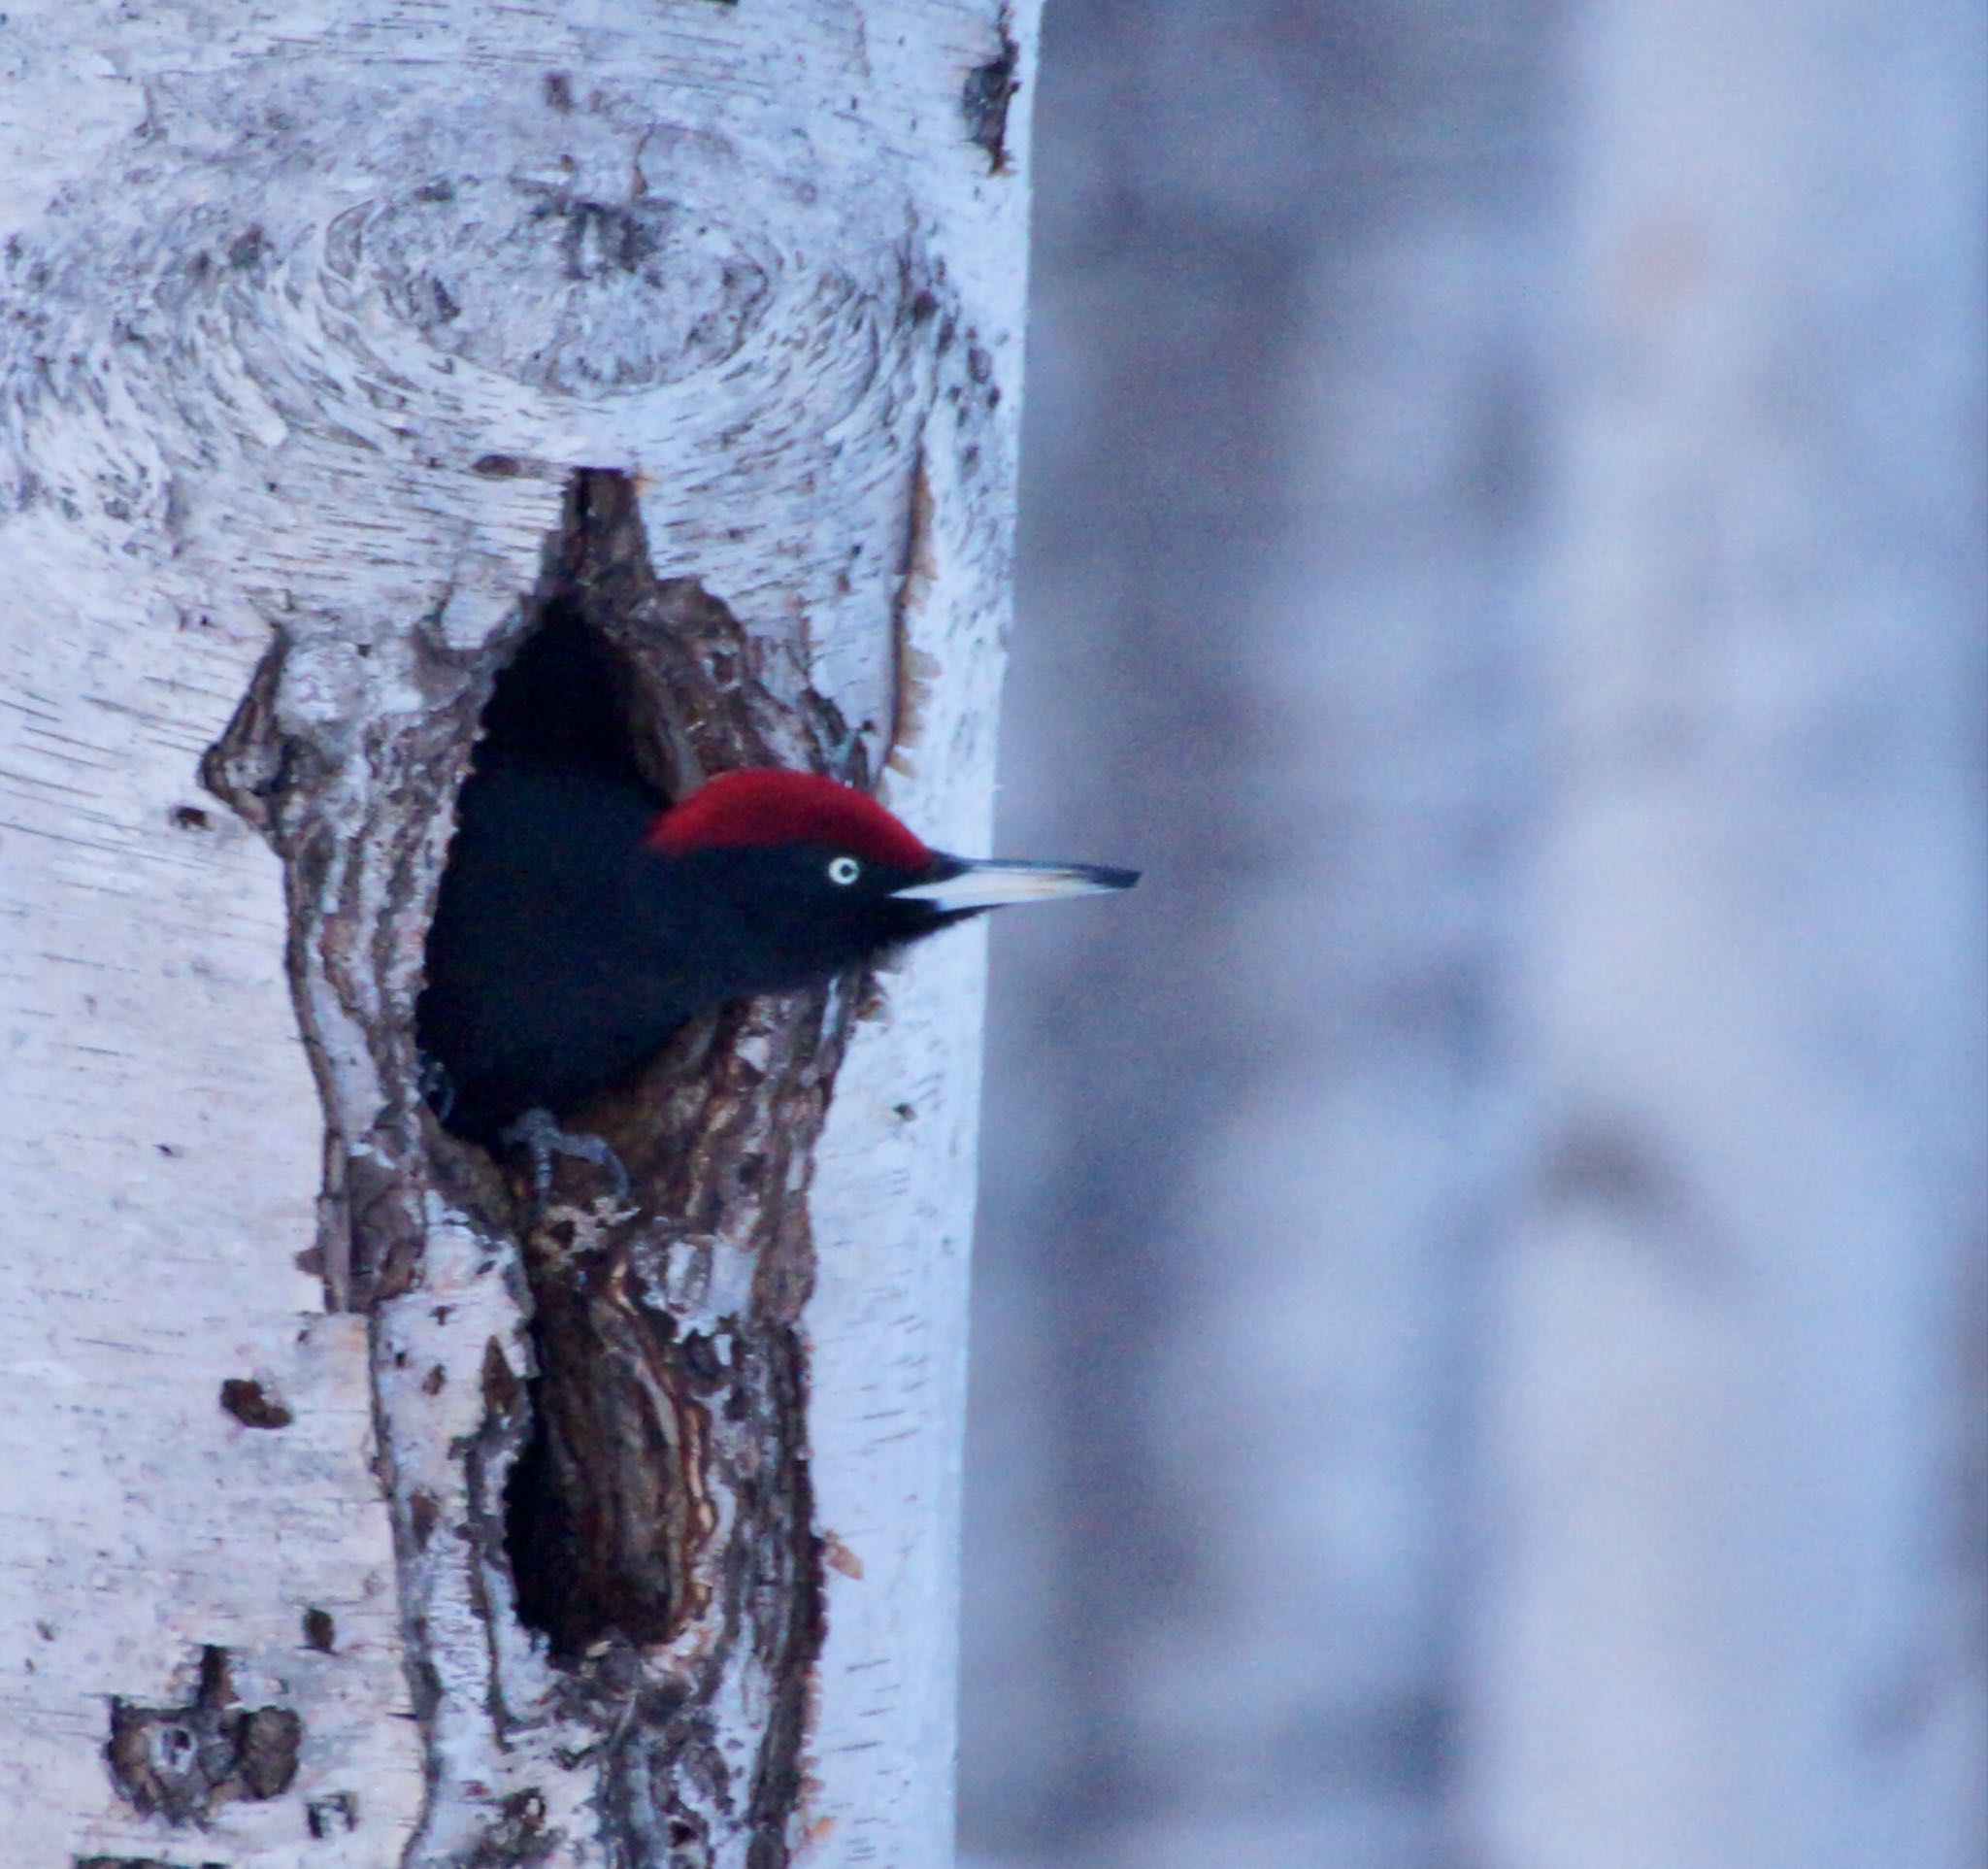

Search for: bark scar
xmin=886 ymin=450 xmax=940 ymax=777
xmin=105 ymin=1645 xmax=302 ymax=1825
xmin=962 ymin=10 xmax=1021 ymax=174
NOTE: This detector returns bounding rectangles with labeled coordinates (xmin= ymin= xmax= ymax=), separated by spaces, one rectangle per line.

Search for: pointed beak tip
xmin=891 ymin=856 xmax=1142 ymax=912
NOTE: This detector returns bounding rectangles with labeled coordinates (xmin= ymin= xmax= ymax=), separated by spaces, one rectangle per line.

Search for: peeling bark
xmin=0 ymin=5 xmax=1037 ymax=1864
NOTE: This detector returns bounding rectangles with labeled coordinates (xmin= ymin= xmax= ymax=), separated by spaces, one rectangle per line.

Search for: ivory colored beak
xmin=892 ymin=855 xmax=1141 ymax=914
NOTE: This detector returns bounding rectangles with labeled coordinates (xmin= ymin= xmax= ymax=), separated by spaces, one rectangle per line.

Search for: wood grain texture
xmin=0 ymin=3 xmax=1039 ymax=1862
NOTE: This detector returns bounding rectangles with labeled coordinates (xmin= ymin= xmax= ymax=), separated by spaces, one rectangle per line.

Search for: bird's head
xmin=644 ymin=769 xmax=1138 ymax=977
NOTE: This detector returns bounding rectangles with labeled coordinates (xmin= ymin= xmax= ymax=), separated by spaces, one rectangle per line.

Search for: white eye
xmin=826 ymin=855 xmax=863 ymax=886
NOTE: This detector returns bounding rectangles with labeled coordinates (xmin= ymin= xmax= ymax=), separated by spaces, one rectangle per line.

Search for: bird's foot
xmin=415 ymin=1051 xmax=455 ymax=1122
xmin=500 ymin=1108 xmax=631 ymax=1205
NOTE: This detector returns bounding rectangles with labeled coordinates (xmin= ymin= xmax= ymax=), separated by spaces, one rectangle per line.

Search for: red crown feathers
xmin=646 ymin=770 xmax=933 ymax=871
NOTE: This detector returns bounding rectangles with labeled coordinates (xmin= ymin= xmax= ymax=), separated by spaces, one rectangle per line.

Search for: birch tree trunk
xmin=0 ymin=5 xmax=1038 ymax=1864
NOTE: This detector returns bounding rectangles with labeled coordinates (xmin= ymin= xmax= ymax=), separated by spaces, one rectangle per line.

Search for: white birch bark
xmin=0 ymin=3 xmax=1038 ymax=1863
xmin=1464 ymin=3 xmax=1988 ymax=1866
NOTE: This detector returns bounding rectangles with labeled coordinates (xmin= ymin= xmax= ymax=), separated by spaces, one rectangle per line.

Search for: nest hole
xmin=463 ymin=600 xmax=665 ymax=801
xmin=421 ymin=473 xmax=715 ymax=1659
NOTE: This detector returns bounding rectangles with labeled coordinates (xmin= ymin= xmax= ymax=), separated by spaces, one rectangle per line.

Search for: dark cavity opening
xmin=423 ymin=470 xmax=712 ymax=1659
xmin=502 ymin=1270 xmax=700 ymax=1656
xmin=463 ymin=600 xmax=658 ymax=799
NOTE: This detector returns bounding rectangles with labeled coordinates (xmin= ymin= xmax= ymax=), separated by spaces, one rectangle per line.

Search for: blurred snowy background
xmin=958 ymin=5 xmax=1986 ymax=1868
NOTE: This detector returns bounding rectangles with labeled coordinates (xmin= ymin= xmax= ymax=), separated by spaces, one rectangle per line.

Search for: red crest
xmin=646 ymin=770 xmax=932 ymax=870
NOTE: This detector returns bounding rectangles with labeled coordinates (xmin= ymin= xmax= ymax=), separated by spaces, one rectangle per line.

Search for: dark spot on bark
xmin=530 ymin=196 xmax=658 ymax=283
xmin=234 ymin=1707 xmax=302 ymax=1799
xmin=218 ymin=1378 xmax=291 ymax=1430
xmin=409 ymin=1488 xmax=440 ymax=1549
xmin=302 ymin=1607 xmax=336 ymax=1652
xmin=105 ymin=1646 xmax=302 ymax=1824
xmin=198 ymin=632 xmax=294 ymax=833
xmin=347 ymin=1146 xmax=426 ymax=1301
xmin=169 ymin=805 xmax=211 ymax=830
xmin=482 ymin=1338 xmax=522 ymax=1418
xmin=544 ymin=70 xmax=575 ymax=112
xmin=503 ymin=1788 xmax=547 ymax=1832
xmin=227 ymin=226 xmax=268 ymax=271
xmin=306 ymin=1789 xmax=360 ymax=1837
xmin=680 ymin=1331 xmax=725 ymax=1389
xmin=77 ymin=1858 xmax=227 ymax=1869
xmin=422 ymin=1363 xmax=447 ymax=1395
xmin=962 ymin=17 xmax=1021 ymax=173
xmin=410 ymin=1650 xmax=444 ymax=1722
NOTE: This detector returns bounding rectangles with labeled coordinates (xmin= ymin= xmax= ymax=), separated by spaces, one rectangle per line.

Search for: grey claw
xmin=499 ymin=1108 xmax=631 ymax=1204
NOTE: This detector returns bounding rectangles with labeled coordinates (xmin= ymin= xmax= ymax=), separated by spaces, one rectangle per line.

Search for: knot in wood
xmin=329 ymin=176 xmax=776 ymax=395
